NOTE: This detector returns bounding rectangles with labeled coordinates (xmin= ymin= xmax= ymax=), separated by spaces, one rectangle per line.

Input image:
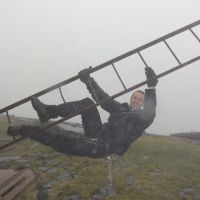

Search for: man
xmin=7 ymin=67 xmax=158 ymax=158
xmin=130 ymin=90 xmax=145 ymax=111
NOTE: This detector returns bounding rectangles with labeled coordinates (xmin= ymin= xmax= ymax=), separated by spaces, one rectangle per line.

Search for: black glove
xmin=145 ymin=67 xmax=158 ymax=87
xmin=78 ymin=67 xmax=92 ymax=83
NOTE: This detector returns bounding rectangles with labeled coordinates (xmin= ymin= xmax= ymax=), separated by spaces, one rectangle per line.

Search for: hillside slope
xmin=0 ymin=116 xmax=200 ymax=200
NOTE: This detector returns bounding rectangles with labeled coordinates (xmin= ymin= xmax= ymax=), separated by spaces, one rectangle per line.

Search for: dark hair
xmin=130 ymin=90 xmax=145 ymax=100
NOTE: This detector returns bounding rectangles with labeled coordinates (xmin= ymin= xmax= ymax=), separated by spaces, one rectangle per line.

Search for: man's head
xmin=130 ymin=90 xmax=145 ymax=110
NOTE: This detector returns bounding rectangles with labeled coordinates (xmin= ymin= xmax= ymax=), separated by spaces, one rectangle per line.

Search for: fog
xmin=0 ymin=0 xmax=200 ymax=135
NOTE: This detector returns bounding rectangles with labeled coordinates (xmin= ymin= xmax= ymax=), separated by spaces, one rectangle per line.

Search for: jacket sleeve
xmin=85 ymin=77 xmax=129 ymax=113
xmin=138 ymin=88 xmax=157 ymax=126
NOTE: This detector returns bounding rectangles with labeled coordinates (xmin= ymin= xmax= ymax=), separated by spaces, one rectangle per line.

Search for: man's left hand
xmin=145 ymin=67 xmax=158 ymax=87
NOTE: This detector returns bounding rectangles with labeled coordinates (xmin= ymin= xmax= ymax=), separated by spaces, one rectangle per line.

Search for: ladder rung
xmin=164 ymin=40 xmax=182 ymax=65
xmin=111 ymin=63 xmax=127 ymax=90
xmin=59 ymin=87 xmax=66 ymax=103
xmin=189 ymin=28 xmax=200 ymax=43
xmin=138 ymin=51 xmax=149 ymax=68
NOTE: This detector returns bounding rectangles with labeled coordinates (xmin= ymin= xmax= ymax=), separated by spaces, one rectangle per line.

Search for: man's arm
xmin=139 ymin=88 xmax=156 ymax=123
xmin=78 ymin=68 xmax=129 ymax=113
xmin=139 ymin=67 xmax=158 ymax=124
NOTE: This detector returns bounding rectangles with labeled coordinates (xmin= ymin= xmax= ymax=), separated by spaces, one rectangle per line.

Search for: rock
xmin=47 ymin=168 xmax=57 ymax=174
xmin=179 ymin=187 xmax=198 ymax=199
xmin=22 ymin=164 xmax=31 ymax=168
xmin=49 ymin=180 xmax=59 ymax=187
xmin=16 ymin=159 xmax=28 ymax=163
xmin=195 ymin=192 xmax=200 ymax=200
xmin=30 ymin=142 xmax=39 ymax=149
xmin=38 ymin=166 xmax=49 ymax=172
xmin=179 ymin=191 xmax=188 ymax=200
xmin=37 ymin=184 xmax=52 ymax=200
xmin=37 ymin=154 xmax=48 ymax=160
xmin=90 ymin=194 xmax=102 ymax=200
xmin=0 ymin=156 xmax=21 ymax=162
xmin=0 ymin=162 xmax=9 ymax=169
xmin=171 ymin=132 xmax=200 ymax=141
xmin=99 ymin=187 xmax=107 ymax=196
xmin=56 ymin=172 xmax=72 ymax=182
xmin=67 ymin=194 xmax=81 ymax=200
xmin=143 ymin=156 xmax=150 ymax=160
xmin=181 ymin=188 xmax=196 ymax=194
xmin=47 ymin=159 xmax=60 ymax=166
xmin=126 ymin=175 xmax=135 ymax=186
xmin=98 ymin=186 xmax=116 ymax=197
xmin=150 ymin=168 xmax=161 ymax=175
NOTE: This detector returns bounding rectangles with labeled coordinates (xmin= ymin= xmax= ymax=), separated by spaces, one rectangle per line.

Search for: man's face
xmin=130 ymin=91 xmax=144 ymax=110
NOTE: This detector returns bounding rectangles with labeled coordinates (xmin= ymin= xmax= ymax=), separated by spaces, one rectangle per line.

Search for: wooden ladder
xmin=0 ymin=169 xmax=35 ymax=200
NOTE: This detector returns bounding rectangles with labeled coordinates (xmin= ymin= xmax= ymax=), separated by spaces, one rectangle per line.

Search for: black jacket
xmin=86 ymin=77 xmax=156 ymax=156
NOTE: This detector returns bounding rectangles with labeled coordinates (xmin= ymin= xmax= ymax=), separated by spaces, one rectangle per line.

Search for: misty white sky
xmin=0 ymin=0 xmax=200 ymax=135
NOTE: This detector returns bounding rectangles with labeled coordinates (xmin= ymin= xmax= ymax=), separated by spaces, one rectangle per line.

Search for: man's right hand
xmin=78 ymin=67 xmax=91 ymax=83
xmin=145 ymin=67 xmax=158 ymax=87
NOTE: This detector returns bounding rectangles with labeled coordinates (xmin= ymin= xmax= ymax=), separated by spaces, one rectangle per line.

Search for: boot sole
xmin=31 ymin=97 xmax=49 ymax=122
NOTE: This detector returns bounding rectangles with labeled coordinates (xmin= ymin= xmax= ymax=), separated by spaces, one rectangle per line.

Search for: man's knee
xmin=81 ymin=97 xmax=95 ymax=106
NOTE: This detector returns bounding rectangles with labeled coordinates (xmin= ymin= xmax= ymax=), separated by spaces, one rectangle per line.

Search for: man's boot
xmin=31 ymin=97 xmax=78 ymax=122
xmin=31 ymin=96 xmax=98 ymax=124
xmin=31 ymin=96 xmax=77 ymax=123
xmin=31 ymin=97 xmax=52 ymax=122
xmin=7 ymin=125 xmax=37 ymax=137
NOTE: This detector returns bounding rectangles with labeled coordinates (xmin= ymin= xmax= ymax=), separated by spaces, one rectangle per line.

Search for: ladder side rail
xmin=189 ymin=28 xmax=200 ymax=43
xmin=138 ymin=51 xmax=149 ymax=67
xmin=163 ymin=40 xmax=182 ymax=64
xmin=1 ymin=20 xmax=200 ymax=114
xmin=59 ymin=87 xmax=66 ymax=103
xmin=111 ymin=63 xmax=127 ymax=90
xmin=5 ymin=111 xmax=11 ymax=125
xmin=5 ymin=111 xmax=16 ymax=140
xmin=0 ymin=136 xmax=25 ymax=150
xmin=0 ymin=75 xmax=78 ymax=114
xmin=1 ymin=55 xmax=200 ymax=151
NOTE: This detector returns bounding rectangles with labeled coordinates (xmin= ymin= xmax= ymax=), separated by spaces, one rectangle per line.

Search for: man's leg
xmin=7 ymin=125 xmax=102 ymax=158
xmin=31 ymin=97 xmax=103 ymax=137
xmin=56 ymin=98 xmax=103 ymax=137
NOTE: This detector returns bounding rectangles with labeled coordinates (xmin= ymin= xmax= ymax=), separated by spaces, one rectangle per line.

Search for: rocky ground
xmin=0 ymin=116 xmax=200 ymax=200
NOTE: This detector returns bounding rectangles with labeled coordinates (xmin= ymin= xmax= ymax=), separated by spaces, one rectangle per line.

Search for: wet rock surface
xmin=179 ymin=187 xmax=200 ymax=200
xmin=126 ymin=175 xmax=135 ymax=186
xmin=67 ymin=194 xmax=82 ymax=200
xmin=0 ymin=156 xmax=22 ymax=162
xmin=171 ymin=132 xmax=200 ymax=141
xmin=56 ymin=172 xmax=73 ymax=182
xmin=150 ymin=168 xmax=161 ymax=175
xmin=37 ymin=184 xmax=53 ymax=200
